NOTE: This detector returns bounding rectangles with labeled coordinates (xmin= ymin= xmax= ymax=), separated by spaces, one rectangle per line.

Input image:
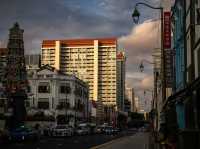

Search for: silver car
xmin=52 ymin=125 xmax=73 ymax=137
xmin=75 ymin=126 xmax=90 ymax=135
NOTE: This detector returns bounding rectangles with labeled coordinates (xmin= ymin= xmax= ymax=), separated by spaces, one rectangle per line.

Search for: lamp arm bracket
xmin=135 ymin=2 xmax=163 ymax=10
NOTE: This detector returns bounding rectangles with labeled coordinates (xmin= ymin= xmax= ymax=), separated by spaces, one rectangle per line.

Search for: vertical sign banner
xmin=163 ymin=11 xmax=173 ymax=88
xmin=164 ymin=12 xmax=171 ymax=49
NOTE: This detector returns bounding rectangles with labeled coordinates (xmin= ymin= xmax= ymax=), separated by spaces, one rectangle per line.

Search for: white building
xmin=26 ymin=65 xmax=89 ymax=126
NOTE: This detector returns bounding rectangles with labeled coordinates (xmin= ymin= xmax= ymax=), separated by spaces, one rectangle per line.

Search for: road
xmin=1 ymin=130 xmax=137 ymax=149
xmin=91 ymin=132 xmax=151 ymax=149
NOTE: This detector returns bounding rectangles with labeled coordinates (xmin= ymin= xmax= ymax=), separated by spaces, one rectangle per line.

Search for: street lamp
xmin=132 ymin=2 xmax=165 ymax=100
xmin=132 ymin=7 xmax=140 ymax=23
xmin=132 ymin=2 xmax=163 ymax=23
xmin=132 ymin=2 xmax=165 ymax=135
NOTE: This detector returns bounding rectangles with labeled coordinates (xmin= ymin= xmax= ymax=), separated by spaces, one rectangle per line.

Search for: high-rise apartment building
xmin=41 ymin=38 xmax=117 ymax=119
xmin=117 ymin=51 xmax=125 ymax=111
xmin=125 ymin=87 xmax=135 ymax=112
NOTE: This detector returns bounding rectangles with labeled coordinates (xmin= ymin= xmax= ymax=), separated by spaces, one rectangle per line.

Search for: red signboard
xmin=163 ymin=12 xmax=171 ymax=49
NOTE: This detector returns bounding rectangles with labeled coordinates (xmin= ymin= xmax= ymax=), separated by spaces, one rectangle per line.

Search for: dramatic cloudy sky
xmin=0 ymin=0 xmax=174 ymax=102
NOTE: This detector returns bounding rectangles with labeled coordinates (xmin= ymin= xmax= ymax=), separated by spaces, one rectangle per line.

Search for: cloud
xmin=119 ymin=20 xmax=160 ymax=56
xmin=141 ymin=76 xmax=154 ymax=89
xmin=119 ymin=20 xmax=160 ymax=97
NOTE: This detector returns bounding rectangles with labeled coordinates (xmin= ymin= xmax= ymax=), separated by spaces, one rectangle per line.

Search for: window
xmin=46 ymin=74 xmax=53 ymax=78
xmin=0 ymin=99 xmax=4 ymax=107
xmin=27 ymin=86 xmax=31 ymax=93
xmin=197 ymin=8 xmax=200 ymax=25
xmin=60 ymin=84 xmax=71 ymax=94
xmin=37 ymin=75 xmax=44 ymax=78
xmin=25 ymin=101 xmax=30 ymax=107
xmin=38 ymin=102 xmax=49 ymax=109
xmin=38 ymin=83 xmax=50 ymax=93
xmin=28 ymin=71 xmax=34 ymax=78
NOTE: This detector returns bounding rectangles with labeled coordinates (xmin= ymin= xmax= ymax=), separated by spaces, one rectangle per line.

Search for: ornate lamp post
xmin=132 ymin=2 xmax=165 ymax=136
xmin=132 ymin=2 xmax=165 ymax=100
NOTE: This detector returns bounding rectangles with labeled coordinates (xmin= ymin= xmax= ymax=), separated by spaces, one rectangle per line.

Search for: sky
xmin=0 ymin=0 xmax=172 ymax=102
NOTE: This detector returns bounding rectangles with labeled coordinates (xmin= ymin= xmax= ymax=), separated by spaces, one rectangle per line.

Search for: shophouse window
xmin=37 ymin=75 xmax=44 ymax=78
xmin=46 ymin=74 xmax=53 ymax=78
xmin=60 ymin=83 xmax=71 ymax=94
xmin=38 ymin=82 xmax=50 ymax=93
xmin=27 ymin=86 xmax=31 ymax=93
xmin=38 ymin=101 xmax=49 ymax=109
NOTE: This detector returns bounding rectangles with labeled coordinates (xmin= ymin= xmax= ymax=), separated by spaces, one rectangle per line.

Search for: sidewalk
xmin=91 ymin=132 xmax=154 ymax=149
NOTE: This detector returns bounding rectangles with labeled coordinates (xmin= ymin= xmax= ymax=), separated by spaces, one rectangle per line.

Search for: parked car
xmin=113 ymin=127 xmax=120 ymax=134
xmin=8 ymin=126 xmax=40 ymax=141
xmin=52 ymin=125 xmax=73 ymax=137
xmin=104 ymin=126 xmax=115 ymax=135
xmin=95 ymin=126 xmax=103 ymax=134
xmin=75 ymin=126 xmax=90 ymax=135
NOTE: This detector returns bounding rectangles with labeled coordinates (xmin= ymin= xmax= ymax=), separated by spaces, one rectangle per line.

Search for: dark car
xmin=9 ymin=126 xmax=40 ymax=141
xmin=113 ymin=127 xmax=120 ymax=134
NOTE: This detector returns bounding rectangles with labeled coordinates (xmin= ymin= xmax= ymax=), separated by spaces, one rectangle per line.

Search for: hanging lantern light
xmin=132 ymin=7 xmax=140 ymax=24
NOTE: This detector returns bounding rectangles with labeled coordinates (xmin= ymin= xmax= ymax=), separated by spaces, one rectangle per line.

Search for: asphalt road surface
xmin=1 ymin=130 xmax=137 ymax=149
xmin=93 ymin=132 xmax=150 ymax=149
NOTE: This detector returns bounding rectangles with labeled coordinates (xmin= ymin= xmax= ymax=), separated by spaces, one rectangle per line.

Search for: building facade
xmin=125 ymin=87 xmax=135 ymax=112
xmin=0 ymin=48 xmax=7 ymax=83
xmin=159 ymin=0 xmax=200 ymax=148
xmin=41 ymin=38 xmax=117 ymax=121
xmin=116 ymin=51 xmax=125 ymax=111
xmin=27 ymin=65 xmax=89 ymax=126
